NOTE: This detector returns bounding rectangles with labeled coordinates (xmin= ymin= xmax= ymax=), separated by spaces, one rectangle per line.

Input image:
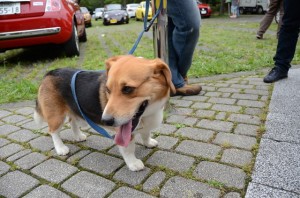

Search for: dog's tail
xmin=33 ymin=99 xmax=44 ymax=127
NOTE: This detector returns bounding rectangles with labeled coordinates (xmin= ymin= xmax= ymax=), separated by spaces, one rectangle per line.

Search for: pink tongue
xmin=114 ymin=120 xmax=132 ymax=147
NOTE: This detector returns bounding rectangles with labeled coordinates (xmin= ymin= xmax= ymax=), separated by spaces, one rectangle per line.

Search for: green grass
xmin=0 ymin=78 xmax=38 ymax=104
xmin=0 ymin=16 xmax=299 ymax=104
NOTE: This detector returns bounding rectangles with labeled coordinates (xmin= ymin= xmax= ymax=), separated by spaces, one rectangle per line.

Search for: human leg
xmin=167 ymin=0 xmax=200 ymax=88
xmin=257 ymin=0 xmax=282 ymax=39
xmin=263 ymin=0 xmax=300 ymax=83
xmin=230 ymin=5 xmax=237 ymax=18
xmin=274 ymin=0 xmax=300 ymax=72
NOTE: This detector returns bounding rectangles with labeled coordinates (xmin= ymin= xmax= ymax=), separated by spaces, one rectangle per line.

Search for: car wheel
xmin=135 ymin=14 xmax=139 ymax=21
xmin=79 ymin=28 xmax=87 ymax=42
xmin=257 ymin=6 xmax=263 ymax=14
xmin=64 ymin=23 xmax=80 ymax=57
xmin=239 ymin=7 xmax=244 ymax=15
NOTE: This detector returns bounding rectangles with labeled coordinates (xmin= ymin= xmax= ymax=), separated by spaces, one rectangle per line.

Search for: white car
xmin=94 ymin=8 xmax=104 ymax=20
xmin=126 ymin=3 xmax=139 ymax=18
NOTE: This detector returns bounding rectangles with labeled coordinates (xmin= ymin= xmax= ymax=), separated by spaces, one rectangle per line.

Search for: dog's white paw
xmin=127 ymin=159 xmax=145 ymax=171
xmin=74 ymin=133 xmax=87 ymax=142
xmin=56 ymin=145 xmax=70 ymax=156
xmin=145 ymin=138 xmax=158 ymax=148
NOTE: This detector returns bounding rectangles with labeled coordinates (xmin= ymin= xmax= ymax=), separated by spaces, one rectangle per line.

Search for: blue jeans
xmin=231 ymin=5 xmax=238 ymax=15
xmin=274 ymin=0 xmax=300 ymax=72
xmin=167 ymin=0 xmax=201 ymax=88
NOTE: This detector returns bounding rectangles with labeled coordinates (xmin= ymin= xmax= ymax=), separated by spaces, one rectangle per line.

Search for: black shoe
xmin=263 ymin=67 xmax=288 ymax=83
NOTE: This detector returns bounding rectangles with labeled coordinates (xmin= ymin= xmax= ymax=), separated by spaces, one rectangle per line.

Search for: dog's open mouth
xmin=114 ymin=100 xmax=148 ymax=147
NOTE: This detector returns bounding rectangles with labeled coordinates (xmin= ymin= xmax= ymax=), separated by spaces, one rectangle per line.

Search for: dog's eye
xmin=106 ymin=87 xmax=111 ymax=94
xmin=122 ymin=86 xmax=134 ymax=94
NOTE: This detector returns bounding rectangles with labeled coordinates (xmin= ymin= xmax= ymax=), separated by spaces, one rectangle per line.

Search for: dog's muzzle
xmin=114 ymin=100 xmax=148 ymax=147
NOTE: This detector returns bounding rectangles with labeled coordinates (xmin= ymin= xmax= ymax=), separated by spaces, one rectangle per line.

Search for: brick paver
xmin=0 ymin=74 xmax=273 ymax=197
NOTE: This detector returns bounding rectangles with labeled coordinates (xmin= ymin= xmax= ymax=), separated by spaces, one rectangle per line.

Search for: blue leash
xmin=71 ymin=70 xmax=114 ymax=139
xmin=128 ymin=0 xmax=163 ymax=54
xmin=71 ymin=0 xmax=163 ymax=139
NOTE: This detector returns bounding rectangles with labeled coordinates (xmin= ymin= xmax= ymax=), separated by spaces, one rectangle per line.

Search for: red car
xmin=0 ymin=0 xmax=87 ymax=57
xmin=197 ymin=1 xmax=212 ymax=18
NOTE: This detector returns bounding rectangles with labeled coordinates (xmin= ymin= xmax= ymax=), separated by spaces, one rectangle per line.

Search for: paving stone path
xmin=0 ymin=73 xmax=272 ymax=198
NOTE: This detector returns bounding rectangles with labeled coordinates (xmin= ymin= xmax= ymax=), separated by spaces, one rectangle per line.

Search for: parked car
xmin=102 ymin=4 xmax=129 ymax=26
xmin=80 ymin=7 xmax=92 ymax=27
xmin=94 ymin=7 xmax=104 ymax=20
xmin=239 ymin=0 xmax=268 ymax=14
xmin=197 ymin=1 xmax=212 ymax=18
xmin=135 ymin=1 xmax=152 ymax=21
xmin=126 ymin=3 xmax=139 ymax=18
xmin=0 ymin=0 xmax=87 ymax=57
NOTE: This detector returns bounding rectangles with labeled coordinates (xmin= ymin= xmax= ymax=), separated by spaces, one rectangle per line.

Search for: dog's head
xmin=101 ymin=55 xmax=175 ymax=147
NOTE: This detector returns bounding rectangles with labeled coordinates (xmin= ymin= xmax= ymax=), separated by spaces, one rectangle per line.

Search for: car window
xmin=105 ymin=4 xmax=122 ymax=11
xmin=140 ymin=2 xmax=151 ymax=9
xmin=80 ymin=7 xmax=89 ymax=13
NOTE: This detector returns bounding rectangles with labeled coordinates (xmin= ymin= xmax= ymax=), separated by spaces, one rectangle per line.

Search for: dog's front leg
xmin=139 ymin=109 xmax=163 ymax=148
xmin=70 ymin=118 xmax=87 ymax=142
xmin=118 ymin=138 xmax=144 ymax=171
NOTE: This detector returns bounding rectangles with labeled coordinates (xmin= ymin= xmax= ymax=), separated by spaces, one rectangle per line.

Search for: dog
xmin=34 ymin=55 xmax=175 ymax=171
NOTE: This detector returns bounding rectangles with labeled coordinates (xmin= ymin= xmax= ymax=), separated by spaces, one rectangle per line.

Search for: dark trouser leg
xmin=274 ymin=0 xmax=300 ymax=73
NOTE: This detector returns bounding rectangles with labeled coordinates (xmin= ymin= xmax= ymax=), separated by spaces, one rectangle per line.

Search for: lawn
xmin=0 ymin=15 xmax=299 ymax=104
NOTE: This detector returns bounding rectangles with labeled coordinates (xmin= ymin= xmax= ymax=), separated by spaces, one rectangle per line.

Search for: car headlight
xmin=104 ymin=14 xmax=109 ymax=18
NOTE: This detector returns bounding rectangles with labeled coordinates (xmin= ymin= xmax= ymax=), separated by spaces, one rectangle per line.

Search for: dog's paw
xmin=145 ymin=138 xmax=158 ymax=148
xmin=56 ymin=145 xmax=70 ymax=156
xmin=127 ymin=159 xmax=145 ymax=171
xmin=74 ymin=133 xmax=87 ymax=142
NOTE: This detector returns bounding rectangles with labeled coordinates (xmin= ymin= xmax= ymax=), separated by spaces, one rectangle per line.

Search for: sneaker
xmin=256 ymin=34 xmax=263 ymax=39
xmin=174 ymin=84 xmax=202 ymax=96
xmin=263 ymin=67 xmax=288 ymax=83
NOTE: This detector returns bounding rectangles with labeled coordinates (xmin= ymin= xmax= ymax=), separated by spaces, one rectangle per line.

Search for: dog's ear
xmin=105 ymin=56 xmax=121 ymax=73
xmin=105 ymin=55 xmax=129 ymax=74
xmin=153 ymin=58 xmax=176 ymax=94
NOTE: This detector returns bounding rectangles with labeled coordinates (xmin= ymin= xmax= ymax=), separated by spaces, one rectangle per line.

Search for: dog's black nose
xmin=102 ymin=117 xmax=114 ymax=126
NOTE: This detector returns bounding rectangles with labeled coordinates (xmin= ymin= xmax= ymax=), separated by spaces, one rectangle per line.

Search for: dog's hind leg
xmin=42 ymin=105 xmax=69 ymax=155
xmin=48 ymin=116 xmax=70 ymax=156
xmin=139 ymin=109 xmax=163 ymax=148
xmin=51 ymin=132 xmax=69 ymax=155
xmin=118 ymin=138 xmax=144 ymax=171
xmin=70 ymin=117 xmax=87 ymax=142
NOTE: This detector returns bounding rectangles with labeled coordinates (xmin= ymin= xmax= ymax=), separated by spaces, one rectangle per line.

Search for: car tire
xmin=79 ymin=28 xmax=87 ymax=42
xmin=257 ymin=6 xmax=263 ymax=14
xmin=239 ymin=7 xmax=244 ymax=15
xmin=64 ymin=23 xmax=80 ymax=57
xmin=135 ymin=14 xmax=139 ymax=21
